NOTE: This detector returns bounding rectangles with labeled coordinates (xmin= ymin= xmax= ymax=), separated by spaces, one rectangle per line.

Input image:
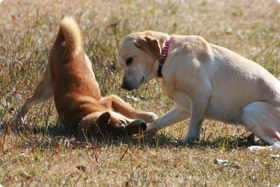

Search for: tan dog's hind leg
xmin=15 ymin=62 xmax=54 ymax=125
xmin=241 ymin=102 xmax=280 ymax=150
xmin=100 ymin=95 xmax=158 ymax=122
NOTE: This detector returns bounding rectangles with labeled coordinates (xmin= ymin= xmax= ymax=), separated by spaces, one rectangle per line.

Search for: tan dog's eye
xmin=126 ymin=57 xmax=133 ymax=66
xmin=120 ymin=119 xmax=126 ymax=127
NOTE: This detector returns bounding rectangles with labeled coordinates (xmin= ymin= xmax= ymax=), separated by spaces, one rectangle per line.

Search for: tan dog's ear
xmin=134 ymin=36 xmax=161 ymax=59
xmin=96 ymin=112 xmax=111 ymax=125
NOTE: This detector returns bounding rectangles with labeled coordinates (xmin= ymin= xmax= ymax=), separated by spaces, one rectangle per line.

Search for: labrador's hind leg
xmin=241 ymin=102 xmax=280 ymax=151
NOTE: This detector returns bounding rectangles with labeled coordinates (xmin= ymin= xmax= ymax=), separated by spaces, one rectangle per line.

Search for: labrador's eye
xmin=126 ymin=57 xmax=133 ymax=66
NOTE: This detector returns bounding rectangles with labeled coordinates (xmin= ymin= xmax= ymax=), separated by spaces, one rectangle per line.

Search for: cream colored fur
xmin=118 ymin=30 xmax=280 ymax=150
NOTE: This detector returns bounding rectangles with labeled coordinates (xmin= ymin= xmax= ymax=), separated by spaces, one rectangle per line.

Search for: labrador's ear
xmin=133 ymin=36 xmax=161 ymax=59
xmin=96 ymin=112 xmax=111 ymax=125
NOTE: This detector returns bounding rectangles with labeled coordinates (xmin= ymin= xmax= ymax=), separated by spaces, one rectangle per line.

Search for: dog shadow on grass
xmin=1 ymin=121 xmax=179 ymax=148
xmin=1 ymin=122 xmax=264 ymax=150
xmin=187 ymin=135 xmax=267 ymax=150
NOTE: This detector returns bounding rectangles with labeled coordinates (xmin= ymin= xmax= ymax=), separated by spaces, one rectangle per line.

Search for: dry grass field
xmin=0 ymin=0 xmax=280 ymax=186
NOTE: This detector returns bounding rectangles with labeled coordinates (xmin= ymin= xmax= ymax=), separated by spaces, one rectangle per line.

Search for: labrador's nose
xmin=121 ymin=81 xmax=129 ymax=90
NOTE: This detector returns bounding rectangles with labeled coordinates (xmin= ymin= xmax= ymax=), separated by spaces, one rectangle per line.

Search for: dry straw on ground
xmin=0 ymin=0 xmax=280 ymax=186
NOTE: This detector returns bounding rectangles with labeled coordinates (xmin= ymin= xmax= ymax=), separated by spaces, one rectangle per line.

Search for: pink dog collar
xmin=158 ymin=36 xmax=170 ymax=77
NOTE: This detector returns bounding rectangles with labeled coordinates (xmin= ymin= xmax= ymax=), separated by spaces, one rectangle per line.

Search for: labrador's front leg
xmin=145 ymin=105 xmax=189 ymax=136
xmin=182 ymin=94 xmax=210 ymax=144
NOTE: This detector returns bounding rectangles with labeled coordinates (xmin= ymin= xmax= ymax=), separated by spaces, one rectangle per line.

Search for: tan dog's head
xmin=118 ymin=31 xmax=167 ymax=90
xmin=84 ymin=112 xmax=147 ymax=136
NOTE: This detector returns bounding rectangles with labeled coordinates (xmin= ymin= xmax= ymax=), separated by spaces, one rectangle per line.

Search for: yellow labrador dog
xmin=118 ymin=30 xmax=280 ymax=150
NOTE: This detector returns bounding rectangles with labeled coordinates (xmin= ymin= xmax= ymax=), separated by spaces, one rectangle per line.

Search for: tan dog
xmin=14 ymin=18 xmax=157 ymax=136
xmin=118 ymin=30 xmax=280 ymax=150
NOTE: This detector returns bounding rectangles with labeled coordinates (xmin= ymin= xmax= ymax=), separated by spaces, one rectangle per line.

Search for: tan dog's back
xmin=49 ymin=17 xmax=104 ymax=125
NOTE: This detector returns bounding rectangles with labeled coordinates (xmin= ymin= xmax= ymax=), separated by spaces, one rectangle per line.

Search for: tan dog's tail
xmin=55 ymin=17 xmax=82 ymax=58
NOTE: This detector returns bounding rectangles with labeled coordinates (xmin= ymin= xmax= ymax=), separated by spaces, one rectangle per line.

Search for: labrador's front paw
xmin=182 ymin=136 xmax=200 ymax=145
xmin=143 ymin=112 xmax=158 ymax=123
xmin=13 ymin=114 xmax=25 ymax=127
xmin=144 ymin=128 xmax=158 ymax=139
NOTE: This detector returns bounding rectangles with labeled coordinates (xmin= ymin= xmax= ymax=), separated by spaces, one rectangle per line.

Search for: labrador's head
xmin=118 ymin=31 xmax=165 ymax=90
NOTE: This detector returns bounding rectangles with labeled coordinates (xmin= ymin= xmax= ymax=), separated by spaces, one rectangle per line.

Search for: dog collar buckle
xmin=158 ymin=36 xmax=170 ymax=77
